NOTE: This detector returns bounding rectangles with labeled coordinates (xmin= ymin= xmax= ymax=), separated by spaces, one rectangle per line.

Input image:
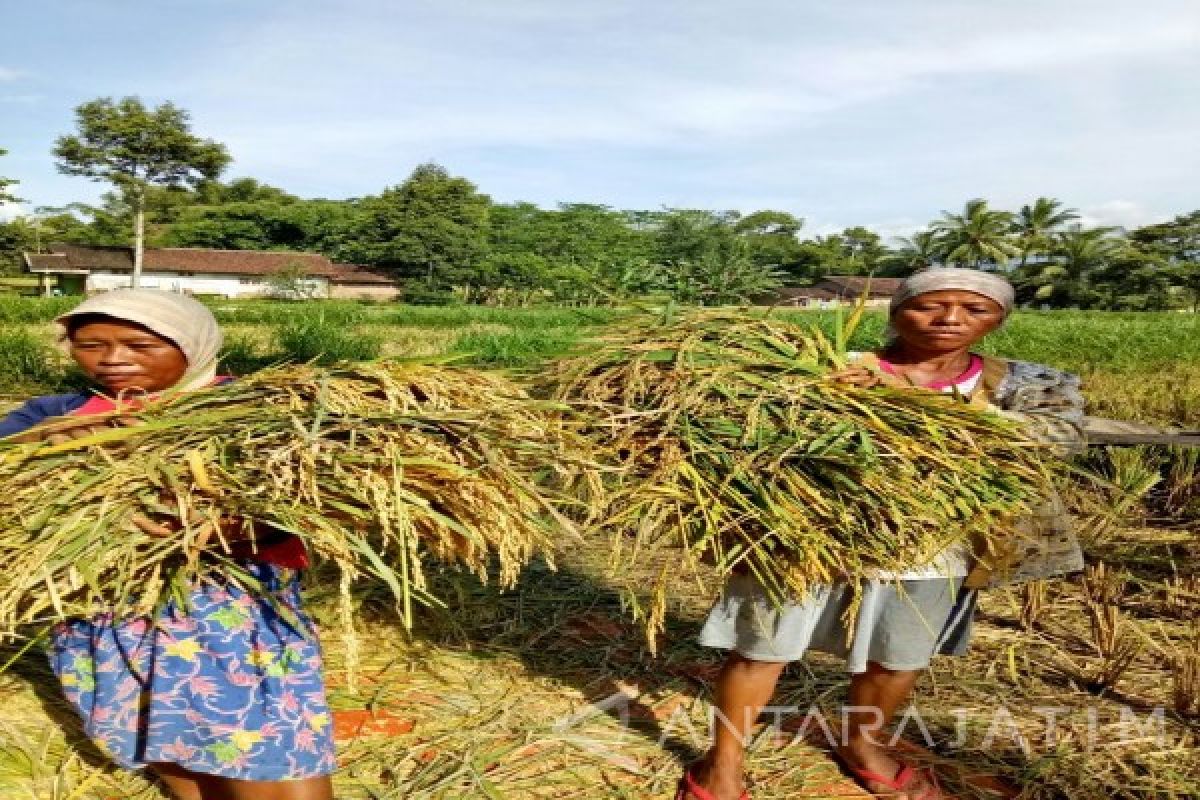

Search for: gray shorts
xmin=698 ymin=575 xmax=977 ymax=673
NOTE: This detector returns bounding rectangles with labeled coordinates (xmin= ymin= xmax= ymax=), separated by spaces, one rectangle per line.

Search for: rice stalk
xmin=1021 ymin=580 xmax=1048 ymax=632
xmin=0 ymin=362 xmax=590 ymax=642
xmin=547 ymin=308 xmax=1058 ymax=646
xmin=1080 ymin=563 xmax=1143 ymax=692
xmin=1173 ymin=624 xmax=1200 ymax=718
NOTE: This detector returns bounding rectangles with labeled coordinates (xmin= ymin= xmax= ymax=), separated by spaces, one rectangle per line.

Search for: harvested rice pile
xmin=548 ymin=309 xmax=1057 ymax=643
xmin=0 ymin=362 xmax=582 ymax=640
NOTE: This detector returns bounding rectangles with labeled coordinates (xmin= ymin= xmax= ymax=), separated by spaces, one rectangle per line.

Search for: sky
xmin=2 ymin=0 xmax=1198 ymax=236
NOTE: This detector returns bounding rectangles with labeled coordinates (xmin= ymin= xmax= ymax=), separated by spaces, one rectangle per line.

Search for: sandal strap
xmin=849 ymin=762 xmax=919 ymax=791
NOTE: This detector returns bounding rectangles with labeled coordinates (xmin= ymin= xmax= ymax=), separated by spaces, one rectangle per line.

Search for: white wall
xmin=85 ymin=271 xmax=331 ymax=299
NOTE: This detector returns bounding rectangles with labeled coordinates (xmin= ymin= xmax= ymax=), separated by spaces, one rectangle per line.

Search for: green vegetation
xmin=2 ymin=300 xmax=1198 ymax=396
xmin=0 ymin=329 xmax=66 ymax=393
xmin=274 ymin=315 xmax=383 ymax=364
xmin=0 ymin=148 xmax=19 ymax=207
xmin=4 ymin=98 xmax=1198 ymax=309
xmin=52 ymin=97 xmax=231 ymax=288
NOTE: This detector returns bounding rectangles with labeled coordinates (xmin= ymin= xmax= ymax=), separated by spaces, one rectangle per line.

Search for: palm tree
xmin=1013 ymin=197 xmax=1079 ymax=268
xmin=885 ymin=229 xmax=943 ymax=275
xmin=932 ymin=199 xmax=1018 ymax=269
xmin=1021 ymin=225 xmax=1123 ymax=305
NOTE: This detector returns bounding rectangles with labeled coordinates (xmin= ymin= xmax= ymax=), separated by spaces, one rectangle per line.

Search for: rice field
xmin=0 ymin=299 xmax=1196 ymax=799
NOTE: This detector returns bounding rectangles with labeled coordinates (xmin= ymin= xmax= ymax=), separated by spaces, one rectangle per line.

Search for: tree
xmin=1018 ymin=225 xmax=1124 ymax=306
xmin=265 ymin=260 xmax=320 ymax=300
xmin=0 ymin=148 xmax=21 ymax=206
xmin=53 ymin=97 xmax=230 ymax=287
xmin=1086 ymin=248 xmax=1172 ymax=310
xmin=733 ymin=210 xmax=804 ymax=271
xmin=350 ymin=163 xmax=491 ymax=292
xmin=669 ymin=232 xmax=783 ymax=305
xmin=884 ymin=229 xmax=942 ymax=276
xmin=655 ymin=209 xmax=740 ymax=265
xmin=1013 ymin=197 xmax=1078 ymax=269
xmin=1130 ymin=211 xmax=1200 ymax=311
xmin=933 ymin=199 xmax=1018 ymax=268
xmin=788 ymin=227 xmax=886 ymax=281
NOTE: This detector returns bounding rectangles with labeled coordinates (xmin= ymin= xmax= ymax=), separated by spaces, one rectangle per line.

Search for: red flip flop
xmin=674 ymin=767 xmax=750 ymax=800
xmin=845 ymin=761 xmax=941 ymax=800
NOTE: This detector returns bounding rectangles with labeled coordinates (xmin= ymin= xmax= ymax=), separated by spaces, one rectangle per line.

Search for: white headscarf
xmin=889 ymin=268 xmax=1016 ymax=318
xmin=56 ymin=289 xmax=223 ymax=392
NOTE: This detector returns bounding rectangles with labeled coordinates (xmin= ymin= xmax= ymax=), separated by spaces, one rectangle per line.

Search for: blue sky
xmin=2 ymin=0 xmax=1198 ymax=236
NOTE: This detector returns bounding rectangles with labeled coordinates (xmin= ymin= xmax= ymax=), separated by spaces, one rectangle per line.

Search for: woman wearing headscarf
xmin=679 ymin=269 xmax=1085 ymax=800
xmin=0 ymin=290 xmax=336 ymax=800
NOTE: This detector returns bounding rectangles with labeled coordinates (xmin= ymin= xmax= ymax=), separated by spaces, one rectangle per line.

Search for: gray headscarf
xmin=56 ymin=289 xmax=224 ymax=391
xmin=889 ymin=268 xmax=1015 ymax=318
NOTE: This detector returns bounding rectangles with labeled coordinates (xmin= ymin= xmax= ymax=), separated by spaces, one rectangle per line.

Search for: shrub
xmin=219 ymin=334 xmax=277 ymax=376
xmin=0 ymin=327 xmax=67 ymax=392
xmin=274 ymin=317 xmax=382 ymax=364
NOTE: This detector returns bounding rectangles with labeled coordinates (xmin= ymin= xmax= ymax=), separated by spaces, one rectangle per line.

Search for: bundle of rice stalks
xmin=548 ymin=308 xmax=1057 ymax=644
xmin=0 ymin=362 xmax=585 ymax=641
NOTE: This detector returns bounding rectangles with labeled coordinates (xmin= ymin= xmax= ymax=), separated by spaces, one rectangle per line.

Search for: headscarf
xmin=889 ymin=267 xmax=1015 ymax=318
xmin=56 ymin=289 xmax=223 ymax=392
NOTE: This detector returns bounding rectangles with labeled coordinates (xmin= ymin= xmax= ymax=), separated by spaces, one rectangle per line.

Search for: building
xmin=23 ymin=243 xmax=401 ymax=301
xmin=759 ymin=276 xmax=903 ymax=309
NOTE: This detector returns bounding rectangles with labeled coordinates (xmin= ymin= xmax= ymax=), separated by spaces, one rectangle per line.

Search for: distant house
xmin=22 ymin=244 xmax=401 ymax=301
xmin=758 ymin=276 xmax=903 ymax=309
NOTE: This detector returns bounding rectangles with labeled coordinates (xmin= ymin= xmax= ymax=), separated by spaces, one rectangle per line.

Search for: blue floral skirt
xmin=48 ymin=563 xmax=337 ymax=781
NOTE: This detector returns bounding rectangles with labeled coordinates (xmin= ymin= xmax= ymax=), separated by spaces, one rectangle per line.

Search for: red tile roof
xmin=24 ymin=244 xmax=396 ymax=286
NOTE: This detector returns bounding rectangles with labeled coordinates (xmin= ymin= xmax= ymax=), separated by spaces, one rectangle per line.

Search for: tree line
xmin=1 ymin=97 xmax=1197 ymax=309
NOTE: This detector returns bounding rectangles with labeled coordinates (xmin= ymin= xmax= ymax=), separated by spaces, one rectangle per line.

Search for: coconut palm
xmin=932 ymin=199 xmax=1018 ymax=269
xmin=885 ymin=229 xmax=943 ymax=276
xmin=1021 ymin=225 xmax=1124 ymax=305
xmin=1013 ymin=197 xmax=1079 ymax=268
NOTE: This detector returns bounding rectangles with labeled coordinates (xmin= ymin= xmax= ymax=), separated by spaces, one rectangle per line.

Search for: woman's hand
xmin=10 ymin=414 xmax=140 ymax=445
xmin=830 ymin=365 xmax=884 ymax=389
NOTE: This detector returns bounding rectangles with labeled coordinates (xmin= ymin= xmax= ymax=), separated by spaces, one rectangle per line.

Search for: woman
xmin=0 ymin=290 xmax=336 ymax=800
xmin=680 ymin=269 xmax=1086 ymax=800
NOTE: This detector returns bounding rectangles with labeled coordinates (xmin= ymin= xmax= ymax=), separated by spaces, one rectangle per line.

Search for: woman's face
xmin=891 ymin=289 xmax=1006 ymax=353
xmin=69 ymin=318 xmax=189 ymax=394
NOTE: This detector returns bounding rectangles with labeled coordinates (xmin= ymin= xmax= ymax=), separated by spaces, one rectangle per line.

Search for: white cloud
xmin=1078 ymin=201 xmax=1168 ymax=231
xmin=0 ymin=201 xmax=30 ymax=222
xmin=8 ymin=0 xmax=1200 ymax=220
xmin=189 ymin=0 xmax=1200 ymax=158
xmin=0 ymin=67 xmax=23 ymax=82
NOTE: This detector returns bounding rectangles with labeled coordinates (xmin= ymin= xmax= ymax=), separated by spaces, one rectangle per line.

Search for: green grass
xmin=0 ymin=296 xmax=78 ymax=324
xmin=0 ymin=328 xmax=69 ymax=394
xmin=274 ymin=316 xmax=383 ymax=364
xmin=451 ymin=327 xmax=584 ymax=367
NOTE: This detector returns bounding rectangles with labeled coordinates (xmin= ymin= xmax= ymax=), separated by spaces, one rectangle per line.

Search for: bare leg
xmin=149 ymin=763 xmax=205 ymax=800
xmin=202 ymin=775 xmax=335 ymax=800
xmin=147 ymin=764 xmax=333 ymax=800
xmin=688 ymin=652 xmax=787 ymax=800
xmin=835 ymin=661 xmax=939 ymax=798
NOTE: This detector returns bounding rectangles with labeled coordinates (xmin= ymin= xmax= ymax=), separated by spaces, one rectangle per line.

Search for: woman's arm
xmin=0 ymin=394 xmax=91 ymax=440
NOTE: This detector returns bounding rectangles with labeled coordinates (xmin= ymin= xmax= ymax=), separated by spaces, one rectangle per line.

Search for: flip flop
xmin=843 ymin=761 xmax=941 ymax=800
xmin=674 ymin=766 xmax=751 ymax=800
